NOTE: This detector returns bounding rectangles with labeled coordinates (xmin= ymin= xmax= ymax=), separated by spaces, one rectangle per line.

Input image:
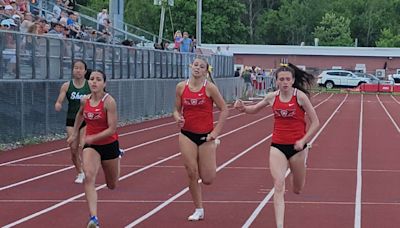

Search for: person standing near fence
xmin=55 ymin=60 xmax=90 ymax=184
xmin=67 ymin=70 xmax=122 ymax=228
xmin=234 ymin=62 xmax=319 ymax=228
xmin=173 ymin=58 xmax=228 ymax=221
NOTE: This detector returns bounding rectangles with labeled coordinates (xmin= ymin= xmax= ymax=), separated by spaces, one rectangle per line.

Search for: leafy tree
xmin=81 ymin=0 xmax=400 ymax=46
xmin=313 ymin=12 xmax=353 ymax=46
xmin=376 ymin=28 xmax=400 ymax=47
xmin=86 ymin=0 xmax=108 ymax=12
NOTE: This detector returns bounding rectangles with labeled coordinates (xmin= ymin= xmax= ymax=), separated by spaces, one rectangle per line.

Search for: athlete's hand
xmin=55 ymin=102 xmax=62 ymax=112
xmin=206 ymin=132 xmax=217 ymax=142
xmin=176 ymin=115 xmax=185 ymax=128
xmin=234 ymin=99 xmax=245 ymax=112
xmin=67 ymin=134 xmax=77 ymax=145
xmin=294 ymin=139 xmax=306 ymax=151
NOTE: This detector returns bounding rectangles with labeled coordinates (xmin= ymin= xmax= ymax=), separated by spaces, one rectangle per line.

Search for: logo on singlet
xmin=70 ymin=92 xmax=85 ymax=100
xmin=84 ymin=111 xmax=102 ymax=120
xmin=184 ymin=98 xmax=205 ymax=106
xmin=274 ymin=109 xmax=296 ymax=118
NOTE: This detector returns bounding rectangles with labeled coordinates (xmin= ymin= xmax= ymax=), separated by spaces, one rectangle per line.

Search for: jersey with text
xmin=66 ymin=80 xmax=90 ymax=119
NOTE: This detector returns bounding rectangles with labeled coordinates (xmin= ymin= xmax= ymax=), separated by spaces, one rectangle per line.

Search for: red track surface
xmin=1 ymin=93 xmax=399 ymax=228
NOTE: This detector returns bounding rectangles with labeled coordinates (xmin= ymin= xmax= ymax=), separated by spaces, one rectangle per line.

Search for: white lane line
xmin=391 ymin=95 xmax=400 ymax=104
xmin=242 ymin=93 xmax=348 ymax=228
xmin=0 ymin=112 xmax=246 ymax=191
xmin=124 ymin=134 xmax=273 ymax=228
xmin=2 ymin=153 xmax=180 ymax=228
xmin=377 ymin=95 xmax=400 ymax=133
xmin=1 ymin=100 xmax=284 ymax=227
xmin=0 ymin=148 xmax=69 ymax=168
xmin=4 ymin=199 xmax=400 ymax=206
xmin=124 ymin=94 xmax=335 ymax=228
xmin=0 ymin=166 xmax=74 ymax=191
xmin=354 ymin=94 xmax=363 ymax=228
xmin=0 ymin=107 xmax=238 ymax=167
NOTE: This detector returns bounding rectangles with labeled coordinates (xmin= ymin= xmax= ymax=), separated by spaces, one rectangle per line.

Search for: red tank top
xmin=181 ymin=80 xmax=214 ymax=133
xmin=84 ymin=93 xmax=118 ymax=145
xmin=272 ymin=89 xmax=306 ymax=144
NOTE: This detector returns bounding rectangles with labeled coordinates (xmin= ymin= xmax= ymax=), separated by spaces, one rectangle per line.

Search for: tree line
xmin=83 ymin=0 xmax=400 ymax=47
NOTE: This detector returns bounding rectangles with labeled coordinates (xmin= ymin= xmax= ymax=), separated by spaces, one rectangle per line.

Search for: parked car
xmin=390 ymin=74 xmax=400 ymax=83
xmin=354 ymin=73 xmax=380 ymax=84
xmin=317 ymin=70 xmax=370 ymax=89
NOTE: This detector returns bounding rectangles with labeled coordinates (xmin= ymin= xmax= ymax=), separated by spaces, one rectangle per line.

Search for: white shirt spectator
xmin=53 ymin=4 xmax=62 ymax=19
xmin=97 ymin=9 xmax=108 ymax=27
xmin=222 ymin=46 xmax=233 ymax=56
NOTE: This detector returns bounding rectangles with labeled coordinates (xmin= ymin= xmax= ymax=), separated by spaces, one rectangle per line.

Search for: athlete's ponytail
xmin=206 ymin=64 xmax=215 ymax=84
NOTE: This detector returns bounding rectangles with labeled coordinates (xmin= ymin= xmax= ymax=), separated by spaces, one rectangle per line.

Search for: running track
xmin=1 ymin=93 xmax=399 ymax=228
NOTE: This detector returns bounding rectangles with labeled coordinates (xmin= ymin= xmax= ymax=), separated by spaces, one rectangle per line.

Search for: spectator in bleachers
xmin=95 ymin=31 xmax=110 ymax=43
xmin=96 ymin=8 xmax=108 ymax=31
xmin=66 ymin=11 xmax=80 ymax=38
xmin=222 ymin=45 xmax=233 ymax=56
xmin=173 ymin=30 xmax=182 ymax=51
xmin=88 ymin=29 xmax=97 ymax=42
xmin=62 ymin=24 xmax=70 ymax=38
xmin=21 ymin=23 xmax=38 ymax=52
xmin=47 ymin=20 xmax=63 ymax=38
xmin=179 ymin=31 xmax=192 ymax=53
xmin=11 ymin=13 xmax=20 ymax=27
xmin=15 ymin=0 xmax=27 ymax=14
xmin=1 ymin=19 xmax=17 ymax=73
xmin=154 ymin=42 xmax=162 ymax=50
xmin=53 ymin=0 xmax=62 ymax=19
xmin=162 ymin=40 xmax=171 ymax=51
xmin=100 ymin=18 xmax=111 ymax=34
xmin=58 ymin=10 xmax=68 ymax=26
xmin=189 ymin=34 xmax=196 ymax=52
xmin=29 ymin=0 xmax=40 ymax=15
xmin=19 ymin=11 xmax=33 ymax=32
xmin=121 ymin=39 xmax=134 ymax=47
xmin=4 ymin=4 xmax=14 ymax=17
xmin=215 ymin=46 xmax=222 ymax=55
xmin=35 ymin=18 xmax=47 ymax=34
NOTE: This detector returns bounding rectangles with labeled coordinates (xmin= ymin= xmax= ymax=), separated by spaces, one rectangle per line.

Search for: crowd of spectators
xmin=0 ymin=1 xmax=234 ymax=54
xmin=151 ymin=30 xmax=197 ymax=53
xmin=0 ymin=0 xmax=118 ymax=44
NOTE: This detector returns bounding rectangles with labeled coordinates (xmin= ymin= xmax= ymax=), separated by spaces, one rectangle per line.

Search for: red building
xmin=203 ymin=44 xmax=400 ymax=79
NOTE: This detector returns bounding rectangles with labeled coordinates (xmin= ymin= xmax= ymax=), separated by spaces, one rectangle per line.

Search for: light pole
xmin=196 ymin=0 xmax=202 ymax=46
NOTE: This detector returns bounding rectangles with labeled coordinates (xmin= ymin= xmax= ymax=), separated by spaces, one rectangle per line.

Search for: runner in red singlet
xmin=67 ymin=70 xmax=122 ymax=228
xmin=173 ymin=58 xmax=228 ymax=221
xmin=234 ymin=62 xmax=319 ymax=228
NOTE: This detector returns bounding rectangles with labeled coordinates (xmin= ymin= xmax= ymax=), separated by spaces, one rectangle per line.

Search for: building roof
xmin=201 ymin=44 xmax=400 ymax=57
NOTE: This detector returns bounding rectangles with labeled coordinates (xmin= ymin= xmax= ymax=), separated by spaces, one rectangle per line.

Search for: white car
xmin=317 ymin=70 xmax=370 ymax=89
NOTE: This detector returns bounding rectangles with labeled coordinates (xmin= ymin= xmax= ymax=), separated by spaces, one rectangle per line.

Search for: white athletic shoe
xmin=188 ymin=208 xmax=204 ymax=221
xmin=74 ymin=172 xmax=85 ymax=184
